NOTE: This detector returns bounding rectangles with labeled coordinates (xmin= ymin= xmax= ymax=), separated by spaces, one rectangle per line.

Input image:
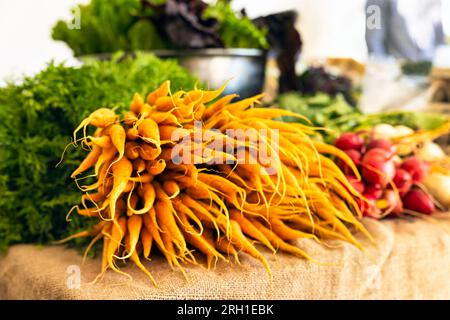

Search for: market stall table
xmin=1 ymin=215 xmax=449 ymax=299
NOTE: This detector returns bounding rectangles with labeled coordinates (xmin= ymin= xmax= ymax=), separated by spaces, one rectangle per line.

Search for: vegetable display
xmin=61 ymin=82 xmax=373 ymax=283
xmin=278 ymin=91 xmax=449 ymax=143
xmin=52 ymin=0 xmax=268 ymax=56
xmin=0 ymin=53 xmax=197 ymax=252
xmin=334 ymin=124 xmax=450 ymax=218
xmin=297 ymin=67 xmax=357 ymax=106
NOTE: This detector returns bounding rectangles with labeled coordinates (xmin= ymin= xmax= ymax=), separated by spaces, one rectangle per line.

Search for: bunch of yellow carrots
xmin=63 ymin=81 xmax=372 ymax=284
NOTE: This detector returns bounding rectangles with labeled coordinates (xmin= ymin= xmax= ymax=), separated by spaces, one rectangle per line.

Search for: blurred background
xmin=1 ymin=0 xmax=450 ymax=115
xmin=2 ymin=0 xmax=449 ymax=80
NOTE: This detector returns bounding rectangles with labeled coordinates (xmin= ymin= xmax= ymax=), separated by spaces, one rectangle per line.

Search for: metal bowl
xmin=80 ymin=49 xmax=267 ymax=98
xmin=151 ymin=49 xmax=267 ymax=98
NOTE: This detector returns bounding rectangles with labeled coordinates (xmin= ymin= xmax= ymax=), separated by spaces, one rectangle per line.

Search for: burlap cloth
xmin=1 ymin=216 xmax=450 ymax=300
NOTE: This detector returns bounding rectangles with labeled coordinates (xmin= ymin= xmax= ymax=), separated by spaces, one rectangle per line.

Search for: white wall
xmin=0 ymin=0 xmax=87 ymax=84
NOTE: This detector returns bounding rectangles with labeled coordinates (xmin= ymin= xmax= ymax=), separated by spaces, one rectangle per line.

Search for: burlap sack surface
xmin=1 ymin=216 xmax=449 ymax=300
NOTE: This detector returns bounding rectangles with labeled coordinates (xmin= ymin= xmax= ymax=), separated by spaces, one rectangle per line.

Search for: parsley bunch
xmin=0 ymin=53 xmax=197 ymax=251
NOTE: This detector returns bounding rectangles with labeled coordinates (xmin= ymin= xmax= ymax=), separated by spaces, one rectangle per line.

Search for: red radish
xmin=364 ymin=147 xmax=393 ymax=159
xmin=358 ymin=195 xmax=380 ymax=219
xmin=345 ymin=149 xmax=362 ymax=164
xmin=335 ymin=132 xmax=364 ymax=151
xmin=365 ymin=184 xmax=383 ymax=199
xmin=366 ymin=138 xmax=396 ymax=156
xmin=346 ymin=175 xmax=365 ymax=194
xmin=401 ymin=156 xmax=429 ymax=183
xmin=402 ymin=188 xmax=435 ymax=215
xmin=393 ymin=169 xmax=413 ymax=196
xmin=340 ymin=149 xmax=362 ymax=174
xmin=382 ymin=190 xmax=403 ymax=216
xmin=362 ymin=148 xmax=395 ymax=187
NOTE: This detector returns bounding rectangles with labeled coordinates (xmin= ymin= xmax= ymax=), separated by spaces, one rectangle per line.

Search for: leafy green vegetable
xmin=203 ymin=0 xmax=268 ymax=49
xmin=52 ymin=0 xmax=169 ymax=56
xmin=278 ymin=92 xmax=358 ymax=142
xmin=0 ymin=53 xmax=197 ymax=252
xmin=401 ymin=60 xmax=432 ymax=76
xmin=128 ymin=20 xmax=168 ymax=51
xmin=52 ymin=0 xmax=268 ymax=56
xmin=279 ymin=92 xmax=356 ymax=126
xmin=331 ymin=110 xmax=450 ymax=133
xmin=278 ymin=92 xmax=449 ymax=143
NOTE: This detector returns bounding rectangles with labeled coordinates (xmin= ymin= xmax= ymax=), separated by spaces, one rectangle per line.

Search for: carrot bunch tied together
xmin=63 ymin=81 xmax=372 ymax=285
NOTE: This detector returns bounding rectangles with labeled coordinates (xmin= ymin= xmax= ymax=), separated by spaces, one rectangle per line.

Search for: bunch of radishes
xmin=334 ymin=132 xmax=436 ymax=218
